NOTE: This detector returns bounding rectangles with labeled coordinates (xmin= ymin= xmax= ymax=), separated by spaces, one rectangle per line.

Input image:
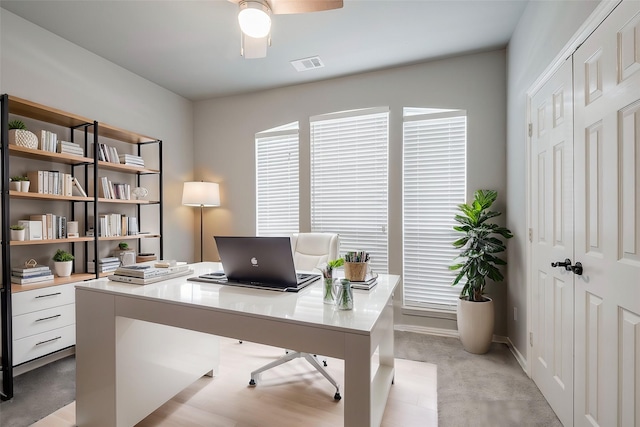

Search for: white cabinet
xmin=11 ymin=283 xmax=76 ymax=366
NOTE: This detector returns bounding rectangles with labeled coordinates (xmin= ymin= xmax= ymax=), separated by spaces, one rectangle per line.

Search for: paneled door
xmin=530 ymin=58 xmax=574 ymax=427
xmin=573 ymin=1 xmax=640 ymax=425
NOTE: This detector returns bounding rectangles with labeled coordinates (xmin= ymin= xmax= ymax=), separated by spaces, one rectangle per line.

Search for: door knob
xmin=570 ymin=262 xmax=583 ymax=276
xmin=551 ymin=258 xmax=572 ymax=270
xmin=551 ymin=258 xmax=583 ymax=275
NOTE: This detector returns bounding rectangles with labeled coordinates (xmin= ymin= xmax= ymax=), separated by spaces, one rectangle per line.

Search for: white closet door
xmin=573 ymin=1 xmax=640 ymax=425
xmin=530 ymin=57 xmax=574 ymax=427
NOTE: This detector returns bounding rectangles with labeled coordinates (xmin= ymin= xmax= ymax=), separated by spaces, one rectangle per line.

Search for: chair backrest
xmin=291 ymin=233 xmax=339 ymax=271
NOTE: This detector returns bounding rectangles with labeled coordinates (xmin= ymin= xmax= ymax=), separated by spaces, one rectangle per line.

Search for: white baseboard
xmin=13 ymin=347 xmax=75 ymax=377
xmin=507 ymin=338 xmax=528 ymax=374
xmin=395 ymin=324 xmax=508 ymax=344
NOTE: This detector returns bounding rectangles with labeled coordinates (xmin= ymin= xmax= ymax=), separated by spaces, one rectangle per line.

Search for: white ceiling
xmin=1 ymin=0 xmax=528 ymax=101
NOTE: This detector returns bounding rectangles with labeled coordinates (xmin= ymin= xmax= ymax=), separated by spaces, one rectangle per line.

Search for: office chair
xmin=249 ymin=232 xmax=342 ymax=400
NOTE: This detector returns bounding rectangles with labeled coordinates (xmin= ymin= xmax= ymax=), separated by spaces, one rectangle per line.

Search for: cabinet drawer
xmin=12 ymin=283 xmax=75 ymax=316
xmin=12 ymin=303 xmax=75 ymax=340
xmin=13 ymin=324 xmax=75 ymax=366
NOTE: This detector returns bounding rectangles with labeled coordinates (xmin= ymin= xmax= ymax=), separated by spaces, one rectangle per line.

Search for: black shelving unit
xmin=0 ymin=94 xmax=163 ymax=400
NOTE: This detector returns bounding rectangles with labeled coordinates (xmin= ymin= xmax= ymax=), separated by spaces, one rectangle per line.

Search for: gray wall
xmin=505 ymin=1 xmax=600 ymax=358
xmin=0 ymin=10 xmax=196 ymax=262
xmin=194 ymin=50 xmax=508 ymax=334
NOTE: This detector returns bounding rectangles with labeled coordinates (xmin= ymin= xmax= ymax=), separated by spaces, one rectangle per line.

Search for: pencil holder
xmin=344 ymin=261 xmax=368 ymax=282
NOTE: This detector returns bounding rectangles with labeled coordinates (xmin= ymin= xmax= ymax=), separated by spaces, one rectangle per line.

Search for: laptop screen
xmin=214 ymin=236 xmax=301 ymax=287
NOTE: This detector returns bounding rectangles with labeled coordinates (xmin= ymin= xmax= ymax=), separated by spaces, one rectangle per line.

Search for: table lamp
xmin=182 ymin=181 xmax=220 ymax=261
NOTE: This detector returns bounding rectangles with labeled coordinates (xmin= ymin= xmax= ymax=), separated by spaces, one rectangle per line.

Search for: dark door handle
xmin=571 ymin=262 xmax=583 ymax=276
xmin=551 ymin=258 xmax=572 ymax=270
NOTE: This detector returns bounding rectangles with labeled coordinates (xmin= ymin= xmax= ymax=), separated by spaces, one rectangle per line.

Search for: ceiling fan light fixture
xmin=238 ymin=0 xmax=271 ymax=39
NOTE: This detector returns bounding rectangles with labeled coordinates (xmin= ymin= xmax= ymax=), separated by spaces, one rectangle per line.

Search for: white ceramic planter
xmin=9 ymin=181 xmax=20 ymax=191
xmin=20 ymin=181 xmax=30 ymax=192
xmin=457 ymin=297 xmax=494 ymax=354
xmin=10 ymin=229 xmax=25 ymax=241
xmin=54 ymin=261 xmax=73 ymax=277
xmin=8 ymin=129 xmax=39 ymax=149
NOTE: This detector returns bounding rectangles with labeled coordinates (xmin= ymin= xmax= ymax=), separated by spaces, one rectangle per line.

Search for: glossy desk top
xmin=76 ymin=262 xmax=400 ymax=334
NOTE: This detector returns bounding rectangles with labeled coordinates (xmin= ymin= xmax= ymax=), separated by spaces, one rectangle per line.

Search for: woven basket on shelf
xmin=9 ymin=129 xmax=38 ymax=149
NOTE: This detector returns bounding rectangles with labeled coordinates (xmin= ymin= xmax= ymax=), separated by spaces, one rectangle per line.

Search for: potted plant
xmin=52 ymin=249 xmax=74 ymax=277
xmin=8 ymin=120 xmax=39 ymax=149
xmin=9 ymin=224 xmax=26 ymax=241
xmin=118 ymin=242 xmax=129 ymax=250
xmin=10 ymin=175 xmax=30 ymax=192
xmin=450 ymin=190 xmax=513 ymax=354
xmin=115 ymin=242 xmax=136 ymax=266
xmin=318 ymin=258 xmax=344 ymax=304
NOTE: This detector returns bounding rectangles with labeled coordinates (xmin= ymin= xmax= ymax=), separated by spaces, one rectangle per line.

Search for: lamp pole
xmin=200 ymin=204 xmax=204 ymax=262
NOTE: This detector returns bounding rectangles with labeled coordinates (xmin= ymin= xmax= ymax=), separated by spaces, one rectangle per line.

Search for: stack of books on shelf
xmin=56 ymin=140 xmax=84 ymax=156
xmin=118 ymin=153 xmax=144 ymax=168
xmin=39 ymin=130 xmax=58 ymax=153
xmin=97 ymin=143 xmax=121 ymax=164
xmin=11 ymin=265 xmax=54 ymax=285
xmin=98 ymin=176 xmax=131 ymax=200
xmin=108 ymin=262 xmax=192 ymax=285
xmin=26 ymin=214 xmax=69 ymax=239
xmin=97 ymin=214 xmax=137 ymax=237
xmin=88 ymin=257 xmax=121 ymax=274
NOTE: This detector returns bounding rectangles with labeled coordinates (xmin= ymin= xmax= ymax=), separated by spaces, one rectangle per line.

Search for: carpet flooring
xmin=0 ymin=331 xmax=561 ymax=427
xmin=394 ymin=331 xmax=562 ymax=427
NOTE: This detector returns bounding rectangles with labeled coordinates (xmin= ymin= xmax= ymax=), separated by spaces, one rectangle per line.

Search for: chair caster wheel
xmin=323 ymin=361 xmax=328 ymax=367
xmin=249 ymin=379 xmax=256 ymax=386
xmin=334 ymin=392 xmax=341 ymax=400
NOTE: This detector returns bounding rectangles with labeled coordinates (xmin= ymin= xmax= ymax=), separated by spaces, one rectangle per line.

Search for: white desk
xmin=75 ymin=262 xmax=400 ymax=427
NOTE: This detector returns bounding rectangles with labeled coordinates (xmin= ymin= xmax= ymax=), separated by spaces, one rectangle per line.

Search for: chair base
xmin=249 ymin=351 xmax=341 ymax=400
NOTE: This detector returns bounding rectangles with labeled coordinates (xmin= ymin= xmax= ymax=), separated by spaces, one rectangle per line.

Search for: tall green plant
xmin=449 ymin=190 xmax=513 ymax=302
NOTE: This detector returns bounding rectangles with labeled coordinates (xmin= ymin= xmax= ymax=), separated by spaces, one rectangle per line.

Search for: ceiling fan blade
xmin=269 ymin=0 xmax=343 ymax=15
xmin=241 ymin=33 xmax=269 ymax=59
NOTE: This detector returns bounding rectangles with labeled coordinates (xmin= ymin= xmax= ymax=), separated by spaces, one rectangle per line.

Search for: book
xmin=12 ymin=265 xmax=51 ymax=274
xmin=27 ymin=170 xmax=44 ymax=194
xmin=115 ymin=264 xmax=189 ymax=279
xmin=30 ymin=214 xmax=48 ymax=239
xmin=72 ymin=177 xmax=88 ymax=197
xmin=12 ymin=269 xmax=53 ymax=278
xmin=350 ymin=280 xmax=378 ymax=290
xmin=11 ymin=274 xmax=55 ymax=285
xmin=108 ymin=268 xmax=194 ymax=285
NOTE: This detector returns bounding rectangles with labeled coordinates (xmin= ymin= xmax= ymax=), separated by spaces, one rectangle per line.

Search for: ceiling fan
xmin=228 ymin=0 xmax=344 ymax=58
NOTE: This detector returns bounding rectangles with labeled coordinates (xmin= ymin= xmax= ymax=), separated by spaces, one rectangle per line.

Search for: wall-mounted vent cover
xmin=290 ymin=56 xmax=325 ymax=72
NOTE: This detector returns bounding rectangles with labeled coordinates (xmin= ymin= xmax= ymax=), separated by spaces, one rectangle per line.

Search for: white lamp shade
xmin=182 ymin=182 xmax=220 ymax=207
xmin=238 ymin=1 xmax=271 ymax=38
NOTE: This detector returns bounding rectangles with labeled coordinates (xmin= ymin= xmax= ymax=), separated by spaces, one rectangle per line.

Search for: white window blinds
xmin=403 ymin=109 xmax=467 ymax=310
xmin=256 ymin=123 xmax=299 ymax=236
xmin=310 ymin=107 xmax=389 ymax=272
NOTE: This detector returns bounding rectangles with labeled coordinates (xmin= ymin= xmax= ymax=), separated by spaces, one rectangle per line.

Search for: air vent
xmin=290 ymin=56 xmax=325 ymax=72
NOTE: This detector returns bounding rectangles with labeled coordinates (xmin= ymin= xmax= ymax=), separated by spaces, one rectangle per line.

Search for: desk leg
xmin=76 ymin=289 xmax=117 ymax=427
xmin=345 ymin=333 xmax=372 ymax=427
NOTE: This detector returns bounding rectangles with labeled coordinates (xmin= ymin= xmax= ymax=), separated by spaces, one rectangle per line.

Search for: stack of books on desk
xmin=108 ymin=263 xmax=192 ymax=285
xmin=11 ymin=265 xmax=54 ymax=285
xmin=340 ymin=273 xmax=378 ymax=290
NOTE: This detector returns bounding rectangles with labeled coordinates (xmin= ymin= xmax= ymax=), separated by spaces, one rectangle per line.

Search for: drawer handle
xmin=35 ymin=314 xmax=62 ymax=322
xmin=35 ymin=292 xmax=62 ymax=299
xmin=35 ymin=336 xmax=62 ymax=346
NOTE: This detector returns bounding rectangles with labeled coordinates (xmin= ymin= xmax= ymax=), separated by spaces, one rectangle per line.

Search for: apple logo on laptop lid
xmin=251 ymin=257 xmax=259 ymax=267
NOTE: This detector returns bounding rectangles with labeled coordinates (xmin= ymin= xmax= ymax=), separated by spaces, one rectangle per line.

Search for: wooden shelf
xmin=10 ymin=237 xmax=94 ymax=246
xmin=10 ymin=190 xmax=93 ymax=202
xmin=7 ymin=95 xmax=157 ymax=146
xmin=97 ymin=198 xmax=159 ymax=204
xmin=96 ymin=160 xmax=160 ymax=174
xmin=8 ymin=95 xmax=92 ymax=129
xmin=11 ymin=273 xmax=96 ymax=293
xmin=98 ymin=234 xmax=160 ymax=241
xmin=8 ymin=145 xmax=93 ymax=165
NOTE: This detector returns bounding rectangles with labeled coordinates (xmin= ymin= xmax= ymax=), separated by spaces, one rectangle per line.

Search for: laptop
xmin=189 ymin=236 xmax=320 ymax=292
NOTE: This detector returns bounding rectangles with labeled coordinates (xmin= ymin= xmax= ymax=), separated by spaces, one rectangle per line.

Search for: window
xmin=403 ymin=108 xmax=467 ymax=310
xmin=255 ymin=122 xmax=299 ymax=236
xmin=310 ymin=107 xmax=389 ymax=272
